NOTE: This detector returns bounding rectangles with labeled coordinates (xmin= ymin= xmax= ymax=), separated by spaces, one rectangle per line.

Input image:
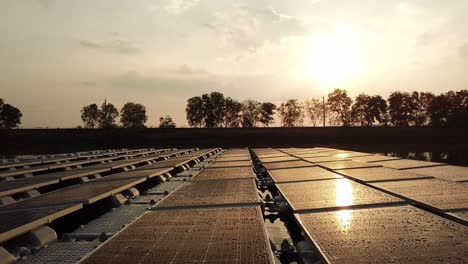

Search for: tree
xmin=241 ymin=100 xmax=261 ymax=128
xmin=259 ymin=102 xmax=277 ymax=127
xmin=327 ymin=89 xmax=353 ymax=126
xmin=120 ymin=102 xmax=147 ymax=128
xmin=224 ymin=97 xmax=242 ymax=128
xmin=202 ymin=92 xmax=225 ymax=128
xmin=0 ymin=98 xmax=22 ymax=129
xmin=159 ymin=115 xmax=176 ymax=128
xmin=351 ymin=94 xmax=370 ymax=126
xmin=351 ymin=94 xmax=388 ymax=126
xmin=305 ymin=99 xmax=324 ymax=127
xmin=98 ymin=100 xmax=119 ymax=128
xmin=447 ymin=90 xmax=468 ymax=127
xmin=388 ymin=92 xmax=419 ymax=126
xmin=80 ymin=103 xmax=100 ymax=128
xmin=368 ymin=95 xmax=389 ymax=125
xmin=278 ymin=99 xmax=304 ymax=127
xmin=412 ymin=92 xmax=435 ymax=126
xmin=428 ymin=92 xmax=452 ymax=127
xmin=186 ymin=96 xmax=204 ymax=128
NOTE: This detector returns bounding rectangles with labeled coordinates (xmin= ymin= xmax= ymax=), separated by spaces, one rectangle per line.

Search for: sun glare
xmin=305 ymin=26 xmax=365 ymax=88
xmin=335 ymin=179 xmax=354 ymax=229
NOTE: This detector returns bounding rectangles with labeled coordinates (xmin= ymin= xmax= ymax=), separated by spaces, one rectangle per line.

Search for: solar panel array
xmin=1 ymin=147 xmax=467 ymax=263
xmin=254 ymin=147 xmax=468 ymax=263
xmin=0 ymin=148 xmax=219 ymax=243
xmin=81 ymin=149 xmax=274 ymax=264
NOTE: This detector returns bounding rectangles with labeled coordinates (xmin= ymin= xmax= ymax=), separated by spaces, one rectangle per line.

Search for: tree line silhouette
xmin=186 ymin=89 xmax=468 ymax=127
xmin=80 ymin=101 xmax=175 ymax=128
xmin=1 ymin=88 xmax=468 ymax=129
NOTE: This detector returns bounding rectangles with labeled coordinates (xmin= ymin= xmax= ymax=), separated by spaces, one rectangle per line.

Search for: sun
xmin=305 ymin=26 xmax=365 ymax=88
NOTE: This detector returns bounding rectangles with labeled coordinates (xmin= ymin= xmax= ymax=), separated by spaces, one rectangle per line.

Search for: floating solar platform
xmin=295 ymin=205 xmax=468 ymax=264
xmin=406 ymin=165 xmax=468 ymax=182
xmin=0 ymin=177 xmax=59 ymax=197
xmin=46 ymin=157 xmax=117 ymax=170
xmin=192 ymin=166 xmax=255 ymax=181
xmin=87 ymin=159 xmax=150 ymax=170
xmin=338 ymin=167 xmax=433 ymax=183
xmin=0 ymin=165 xmax=51 ymax=178
xmin=0 ymin=155 xmax=86 ymax=170
xmin=155 ymin=179 xmax=260 ymax=209
xmin=81 ymin=206 xmax=274 ymax=264
xmin=372 ymin=178 xmax=468 ymax=211
xmin=317 ymin=160 xmax=382 ymax=170
xmin=0 ymin=168 xmax=111 ymax=197
xmin=262 ymin=160 xmax=315 ymax=170
xmin=73 ymin=205 xmax=147 ymax=235
xmin=130 ymin=194 xmax=165 ymax=204
xmin=145 ymin=181 xmax=184 ymax=195
xmin=0 ymin=203 xmax=83 ymax=243
xmin=2 ymin=147 xmax=467 ymax=263
xmin=20 ymin=240 xmax=101 ymax=264
xmin=267 ymin=166 xmax=342 ymax=183
xmin=371 ymin=159 xmax=446 ymax=169
xmin=277 ymin=178 xmax=403 ymax=212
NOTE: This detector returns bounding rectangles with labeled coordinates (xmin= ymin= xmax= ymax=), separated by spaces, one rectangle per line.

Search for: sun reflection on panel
xmin=335 ymin=153 xmax=349 ymax=159
xmin=336 ymin=180 xmax=354 ymax=229
xmin=337 ymin=210 xmax=352 ymax=228
xmin=336 ymin=179 xmax=353 ymax=206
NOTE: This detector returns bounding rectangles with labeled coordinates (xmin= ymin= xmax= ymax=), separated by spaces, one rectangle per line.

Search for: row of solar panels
xmin=254 ymin=148 xmax=468 ymax=264
xmin=0 ymin=149 xmax=182 ymax=201
xmin=80 ymin=149 xmax=276 ymax=264
xmin=0 ymin=149 xmax=153 ymax=171
xmin=0 ymin=148 xmax=221 ymax=245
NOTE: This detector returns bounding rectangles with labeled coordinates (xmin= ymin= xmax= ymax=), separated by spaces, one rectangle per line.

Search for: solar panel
xmin=262 ymin=160 xmax=315 ymax=170
xmin=267 ymin=166 xmax=342 ymax=183
xmin=81 ymin=206 xmax=274 ymax=264
xmin=372 ymin=178 xmax=468 ymax=211
xmin=155 ymin=179 xmax=260 ymax=209
xmin=277 ymin=178 xmax=403 ymax=212
xmin=406 ymin=165 xmax=468 ymax=182
xmin=338 ymin=167 xmax=432 ymax=183
xmin=371 ymin=159 xmax=446 ymax=169
xmin=295 ymin=205 xmax=468 ymax=264
xmin=193 ymin=167 xmax=255 ymax=181
xmin=317 ymin=160 xmax=382 ymax=170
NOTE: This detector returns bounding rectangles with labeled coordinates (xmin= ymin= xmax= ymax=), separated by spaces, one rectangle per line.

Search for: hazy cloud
xmin=79 ymin=40 xmax=141 ymax=55
xmin=416 ymin=32 xmax=432 ymax=47
xmin=460 ymin=43 xmax=468 ymax=60
xmin=151 ymin=0 xmax=200 ymax=14
xmin=38 ymin=0 xmax=54 ymax=8
xmin=204 ymin=6 xmax=306 ymax=51
xmin=176 ymin=64 xmax=207 ymax=75
xmin=110 ymin=71 xmax=217 ymax=95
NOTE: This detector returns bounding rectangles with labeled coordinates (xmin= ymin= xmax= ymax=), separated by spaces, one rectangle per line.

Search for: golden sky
xmin=1 ymin=0 xmax=468 ymax=127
